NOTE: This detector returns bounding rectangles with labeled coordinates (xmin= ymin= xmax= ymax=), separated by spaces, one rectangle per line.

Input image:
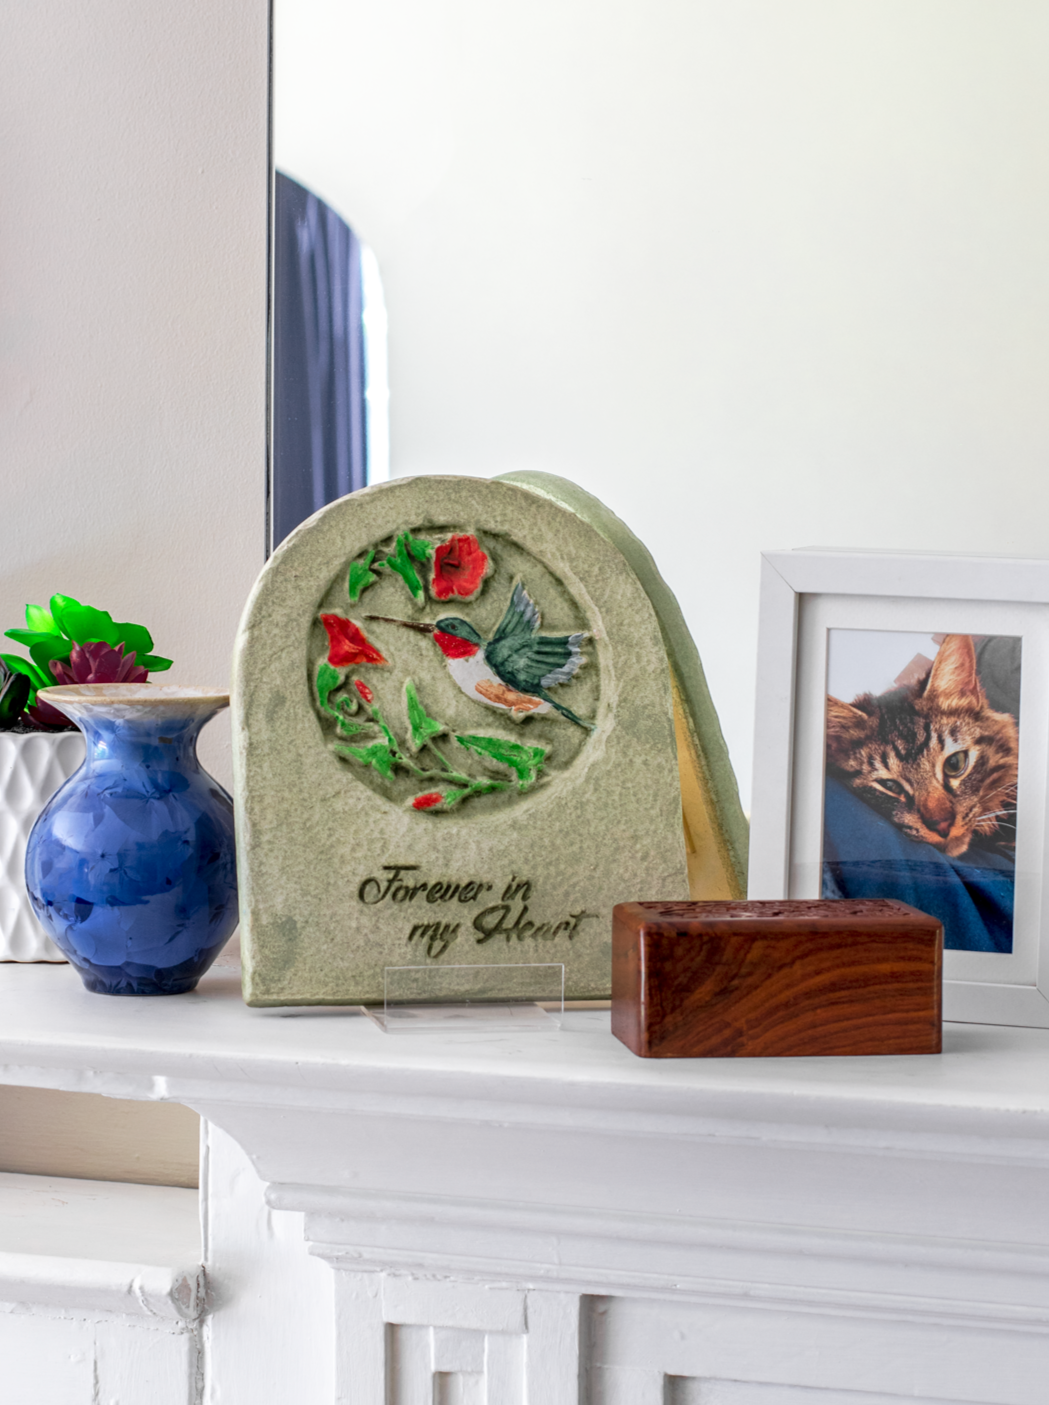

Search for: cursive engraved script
xmin=357 ymin=865 xmax=596 ymax=960
xmin=358 ymin=865 xmax=494 ymax=906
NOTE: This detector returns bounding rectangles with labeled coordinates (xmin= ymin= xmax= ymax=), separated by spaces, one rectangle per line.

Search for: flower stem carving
xmin=316 ymin=665 xmax=546 ymax=813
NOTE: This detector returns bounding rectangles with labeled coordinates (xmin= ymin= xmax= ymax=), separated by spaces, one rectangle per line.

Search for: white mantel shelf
xmin=3 ymin=961 xmax=1049 ymax=1403
xmin=2 ymin=962 xmax=1049 ymax=1154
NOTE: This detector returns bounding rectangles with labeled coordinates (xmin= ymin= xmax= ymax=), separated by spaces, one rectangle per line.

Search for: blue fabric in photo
xmin=822 ymin=777 xmax=1014 ymax=953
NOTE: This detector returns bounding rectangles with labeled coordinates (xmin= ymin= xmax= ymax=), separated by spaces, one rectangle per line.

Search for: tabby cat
xmin=825 ymin=634 xmax=1018 ymax=859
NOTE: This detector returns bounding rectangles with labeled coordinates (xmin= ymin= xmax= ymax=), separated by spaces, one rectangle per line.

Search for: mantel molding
xmin=6 ymin=1051 xmax=1049 ymax=1172
xmin=270 ymin=1182 xmax=1049 ymax=1335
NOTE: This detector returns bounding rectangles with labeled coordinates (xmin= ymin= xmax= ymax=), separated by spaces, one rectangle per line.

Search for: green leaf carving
xmin=334 ymin=739 xmax=399 ymax=779
xmin=316 ymin=662 xmax=370 ymax=736
xmin=383 ymin=532 xmax=432 ymax=601
xmin=316 ymin=660 xmax=342 ymax=711
xmin=404 ymin=678 xmax=444 ymax=752
xmin=440 ymin=779 xmax=509 ymax=809
xmin=454 ymin=733 xmax=547 ymax=791
xmin=347 ymin=550 xmax=379 ymax=603
xmin=410 ymin=778 xmax=510 ymax=813
xmin=332 ymin=716 xmax=371 ymax=738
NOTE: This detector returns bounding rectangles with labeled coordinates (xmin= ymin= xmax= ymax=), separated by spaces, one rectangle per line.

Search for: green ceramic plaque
xmin=233 ymin=475 xmax=694 ymax=1005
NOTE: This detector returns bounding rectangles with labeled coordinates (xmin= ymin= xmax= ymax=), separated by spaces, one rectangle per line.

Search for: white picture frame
xmin=749 ymin=549 xmax=1049 ymax=1028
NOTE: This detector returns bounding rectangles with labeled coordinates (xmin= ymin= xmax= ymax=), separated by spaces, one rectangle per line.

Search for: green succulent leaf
xmin=5 ymin=629 xmax=68 ymax=653
xmin=24 ymin=604 xmax=60 ymax=636
xmin=454 ymin=733 xmax=547 ymax=791
xmin=113 ymin=622 xmax=154 ymax=657
xmin=50 ymin=596 xmax=120 ymax=647
xmin=347 ymin=550 xmax=379 ymax=604
xmin=334 ymin=739 xmax=399 ymax=779
xmin=0 ymin=667 xmax=30 ymax=727
xmin=404 ymin=678 xmax=445 ymax=752
xmin=136 ymin=654 xmax=173 ymax=673
xmin=0 ymin=653 xmax=51 ymax=701
xmin=27 ymin=643 xmax=71 ymax=680
xmin=28 ymin=635 xmax=72 ymax=660
xmin=383 ymin=533 xmax=431 ymax=601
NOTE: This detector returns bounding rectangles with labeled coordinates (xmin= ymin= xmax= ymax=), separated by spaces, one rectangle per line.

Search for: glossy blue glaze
xmin=25 ymin=690 xmax=238 ymax=995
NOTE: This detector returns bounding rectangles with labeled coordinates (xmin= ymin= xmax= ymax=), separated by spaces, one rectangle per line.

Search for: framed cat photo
xmin=749 ymin=549 xmax=1049 ymax=1028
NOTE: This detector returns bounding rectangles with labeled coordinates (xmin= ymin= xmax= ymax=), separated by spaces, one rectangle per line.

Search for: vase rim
xmin=38 ymin=684 xmax=229 ymax=709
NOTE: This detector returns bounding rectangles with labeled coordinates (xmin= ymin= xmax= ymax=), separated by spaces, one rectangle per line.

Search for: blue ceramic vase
xmin=25 ymin=685 xmax=238 ymax=995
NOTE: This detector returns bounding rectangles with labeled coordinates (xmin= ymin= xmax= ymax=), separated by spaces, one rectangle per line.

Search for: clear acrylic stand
xmin=367 ymin=962 xmax=565 ymax=1034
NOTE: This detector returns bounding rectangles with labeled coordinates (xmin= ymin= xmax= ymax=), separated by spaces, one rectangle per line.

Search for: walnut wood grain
xmin=611 ymin=899 xmax=942 ymax=1058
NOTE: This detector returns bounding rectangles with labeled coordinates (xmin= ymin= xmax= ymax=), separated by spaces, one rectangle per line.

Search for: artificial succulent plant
xmin=0 ymin=662 xmax=31 ymax=730
xmin=1 ymin=595 xmax=172 ymax=731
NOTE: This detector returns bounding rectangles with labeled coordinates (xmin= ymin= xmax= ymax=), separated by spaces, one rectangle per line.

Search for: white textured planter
xmin=0 ymin=731 xmax=85 ymax=960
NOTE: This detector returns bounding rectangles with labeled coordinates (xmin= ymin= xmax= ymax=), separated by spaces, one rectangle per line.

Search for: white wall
xmin=0 ymin=0 xmax=269 ymax=784
xmin=275 ymin=0 xmax=1049 ymax=807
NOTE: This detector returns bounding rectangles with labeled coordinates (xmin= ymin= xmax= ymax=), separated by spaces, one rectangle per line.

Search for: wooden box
xmin=612 ymin=899 xmax=942 ymax=1058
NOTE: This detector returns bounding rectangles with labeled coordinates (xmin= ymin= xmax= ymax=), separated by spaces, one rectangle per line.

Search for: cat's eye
xmin=943 ymin=751 xmax=969 ymax=778
xmin=877 ymin=778 xmax=904 ymax=796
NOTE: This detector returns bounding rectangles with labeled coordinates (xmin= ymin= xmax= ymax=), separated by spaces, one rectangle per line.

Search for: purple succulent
xmin=29 ymin=643 xmax=150 ymax=730
xmin=53 ymin=641 xmax=150 ymax=687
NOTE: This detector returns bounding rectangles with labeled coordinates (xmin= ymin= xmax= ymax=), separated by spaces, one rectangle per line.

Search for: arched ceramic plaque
xmin=233 ymin=476 xmax=690 ymax=1004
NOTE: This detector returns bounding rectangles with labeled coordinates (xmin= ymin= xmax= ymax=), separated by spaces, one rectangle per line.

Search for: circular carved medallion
xmin=310 ymin=525 xmax=600 ymax=815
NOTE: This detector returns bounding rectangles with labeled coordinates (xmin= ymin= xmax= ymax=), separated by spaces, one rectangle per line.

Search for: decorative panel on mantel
xmin=317 ymin=1271 xmax=1005 ymax=1405
xmin=389 ymin=1325 xmax=521 ymax=1405
xmin=314 ymin=1268 xmax=1025 ymax=1404
xmin=583 ymin=1296 xmax=998 ymax=1405
xmin=332 ymin=1271 xmax=580 ymax=1405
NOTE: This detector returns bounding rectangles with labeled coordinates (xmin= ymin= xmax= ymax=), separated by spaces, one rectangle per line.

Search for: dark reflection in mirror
xmin=271 ymin=171 xmax=369 ymax=549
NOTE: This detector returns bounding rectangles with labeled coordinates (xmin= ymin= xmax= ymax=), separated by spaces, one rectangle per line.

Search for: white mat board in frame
xmin=749 ymin=549 xmax=1049 ymax=1028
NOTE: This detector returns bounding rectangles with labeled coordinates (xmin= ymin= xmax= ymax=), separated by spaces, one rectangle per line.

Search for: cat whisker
xmin=974 ymin=809 xmax=1013 ymax=821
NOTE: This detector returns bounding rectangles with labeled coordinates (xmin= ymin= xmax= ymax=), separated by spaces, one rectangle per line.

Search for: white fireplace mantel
xmin=1 ymin=960 xmax=1048 ymax=1404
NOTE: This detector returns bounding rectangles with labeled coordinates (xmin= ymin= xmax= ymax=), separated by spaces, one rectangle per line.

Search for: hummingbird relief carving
xmin=367 ymin=582 xmax=591 ymax=729
xmin=312 ymin=531 xmax=596 ymax=814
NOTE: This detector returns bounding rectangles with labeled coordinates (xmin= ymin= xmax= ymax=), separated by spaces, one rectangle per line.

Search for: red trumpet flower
xmin=430 ymin=535 xmax=488 ymax=602
xmin=321 ymin=615 xmax=388 ymax=667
